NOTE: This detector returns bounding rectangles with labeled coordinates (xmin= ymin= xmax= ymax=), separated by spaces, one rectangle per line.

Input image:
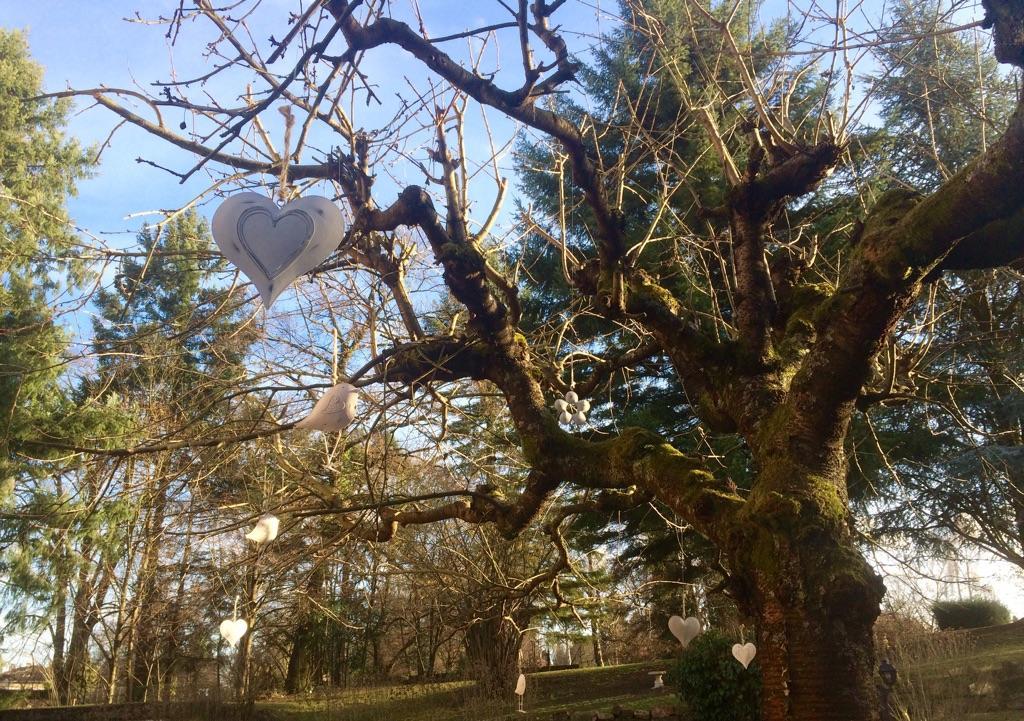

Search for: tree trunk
xmin=50 ymin=581 xmax=68 ymax=705
xmin=590 ymin=617 xmax=605 ymax=667
xmin=732 ymin=463 xmax=885 ymax=721
xmin=285 ymin=621 xmax=319 ymax=693
xmin=463 ymin=612 xmax=527 ymax=698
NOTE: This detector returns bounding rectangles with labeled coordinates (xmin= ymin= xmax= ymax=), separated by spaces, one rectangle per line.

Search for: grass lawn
xmin=260 ymin=623 xmax=1024 ymax=720
xmin=261 ymin=662 xmax=678 ymax=720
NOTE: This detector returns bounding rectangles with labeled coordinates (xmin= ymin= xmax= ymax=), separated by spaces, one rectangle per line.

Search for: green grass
xmin=261 ymin=662 xmax=679 ymax=721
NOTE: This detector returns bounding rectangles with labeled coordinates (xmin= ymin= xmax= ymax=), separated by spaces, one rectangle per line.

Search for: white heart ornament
xmin=245 ymin=514 xmax=280 ymax=544
xmin=668 ymin=615 xmax=702 ymax=648
xmin=514 ymin=673 xmax=526 ymax=696
xmin=296 ymin=382 xmax=359 ymax=432
xmin=732 ymin=642 xmax=756 ymax=669
xmin=212 ymin=192 xmax=344 ymax=309
xmin=219 ymin=618 xmax=248 ymax=647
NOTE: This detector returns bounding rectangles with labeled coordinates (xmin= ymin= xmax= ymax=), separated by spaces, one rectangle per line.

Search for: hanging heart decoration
xmin=668 ymin=615 xmax=702 ymax=648
xmin=553 ymin=390 xmax=590 ymax=426
xmin=245 ymin=514 xmax=280 ymax=544
xmin=211 ymin=192 xmax=344 ymax=309
xmin=219 ymin=618 xmax=249 ymax=647
xmin=514 ymin=673 xmax=526 ymax=696
xmin=732 ymin=642 xmax=757 ymax=669
xmin=296 ymin=382 xmax=359 ymax=432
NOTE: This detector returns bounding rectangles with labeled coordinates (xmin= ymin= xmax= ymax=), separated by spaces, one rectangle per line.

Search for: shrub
xmin=932 ymin=598 xmax=1011 ymax=630
xmin=668 ymin=630 xmax=760 ymax=721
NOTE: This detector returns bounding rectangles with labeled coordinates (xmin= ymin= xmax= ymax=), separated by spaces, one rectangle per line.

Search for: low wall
xmin=0 ymin=701 xmax=266 ymax=721
xmin=549 ymin=704 xmax=684 ymax=720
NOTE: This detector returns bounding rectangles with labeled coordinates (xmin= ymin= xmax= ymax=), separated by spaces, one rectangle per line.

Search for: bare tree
xmin=44 ymin=0 xmax=1024 ymax=718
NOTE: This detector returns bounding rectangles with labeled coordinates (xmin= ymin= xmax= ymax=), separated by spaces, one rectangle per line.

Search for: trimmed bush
xmin=668 ymin=630 xmax=760 ymax=721
xmin=932 ymin=598 xmax=1011 ymax=630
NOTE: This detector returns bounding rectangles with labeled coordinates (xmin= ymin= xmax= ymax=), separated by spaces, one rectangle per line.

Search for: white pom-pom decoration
xmin=296 ymin=382 xmax=359 ymax=432
xmin=211 ymin=193 xmax=344 ymax=309
xmin=554 ymin=389 xmax=590 ymax=427
xmin=245 ymin=514 xmax=280 ymax=544
xmin=219 ymin=618 xmax=249 ymax=647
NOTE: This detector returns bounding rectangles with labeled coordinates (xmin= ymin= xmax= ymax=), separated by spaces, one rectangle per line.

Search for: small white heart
xmin=732 ymin=642 xmax=756 ymax=669
xmin=564 ymin=390 xmax=578 ymax=404
xmin=296 ymin=382 xmax=359 ymax=432
xmin=571 ymin=410 xmax=587 ymax=425
xmin=245 ymin=514 xmax=280 ymax=544
xmin=554 ymin=399 xmax=568 ymax=411
xmin=212 ymin=193 xmax=344 ymax=309
xmin=558 ymin=410 xmax=572 ymax=425
xmin=219 ymin=618 xmax=248 ymax=647
xmin=668 ymin=615 xmax=702 ymax=647
xmin=680 ymin=617 xmax=701 ymax=645
xmin=578 ymin=399 xmax=591 ymax=413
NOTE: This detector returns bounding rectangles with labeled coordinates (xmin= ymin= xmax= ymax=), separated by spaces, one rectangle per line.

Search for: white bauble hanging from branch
xmin=211 ymin=192 xmax=344 ymax=309
xmin=296 ymin=382 xmax=359 ymax=432
xmin=245 ymin=514 xmax=280 ymax=544
xmin=219 ymin=618 xmax=248 ymax=647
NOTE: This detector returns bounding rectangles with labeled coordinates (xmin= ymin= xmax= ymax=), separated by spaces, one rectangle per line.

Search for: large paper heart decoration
xmin=212 ymin=192 xmax=344 ymax=309
xmin=668 ymin=615 xmax=702 ymax=648
xmin=296 ymin=382 xmax=359 ymax=432
xmin=219 ymin=618 xmax=248 ymax=647
xmin=732 ymin=642 xmax=757 ymax=669
xmin=514 ymin=673 xmax=526 ymax=696
xmin=245 ymin=514 xmax=280 ymax=544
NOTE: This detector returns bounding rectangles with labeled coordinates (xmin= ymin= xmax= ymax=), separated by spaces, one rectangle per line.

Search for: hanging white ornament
xmin=554 ymin=389 xmax=590 ymax=426
xmin=296 ymin=382 xmax=359 ymax=432
xmin=245 ymin=514 xmax=280 ymax=544
xmin=668 ymin=615 xmax=702 ymax=648
xmin=211 ymin=192 xmax=344 ymax=309
xmin=732 ymin=642 xmax=757 ymax=669
xmin=514 ymin=673 xmax=526 ymax=713
xmin=219 ymin=618 xmax=248 ymax=647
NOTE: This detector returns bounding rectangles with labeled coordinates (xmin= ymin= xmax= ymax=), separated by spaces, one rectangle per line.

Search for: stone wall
xmin=548 ymin=703 xmax=684 ymax=720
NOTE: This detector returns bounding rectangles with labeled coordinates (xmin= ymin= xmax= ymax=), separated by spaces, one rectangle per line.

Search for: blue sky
xmin=3 ymin=0 xmax=611 ymax=242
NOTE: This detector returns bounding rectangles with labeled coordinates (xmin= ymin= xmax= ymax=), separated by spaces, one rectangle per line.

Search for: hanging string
xmin=277 ymin=106 xmax=295 ymax=202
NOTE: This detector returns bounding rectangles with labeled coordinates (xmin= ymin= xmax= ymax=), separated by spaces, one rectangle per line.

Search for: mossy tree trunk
xmin=731 ymin=468 xmax=884 ymax=721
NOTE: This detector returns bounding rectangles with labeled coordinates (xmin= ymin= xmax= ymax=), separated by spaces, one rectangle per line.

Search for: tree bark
xmin=463 ymin=612 xmax=527 ymax=698
xmin=729 ymin=454 xmax=884 ymax=721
